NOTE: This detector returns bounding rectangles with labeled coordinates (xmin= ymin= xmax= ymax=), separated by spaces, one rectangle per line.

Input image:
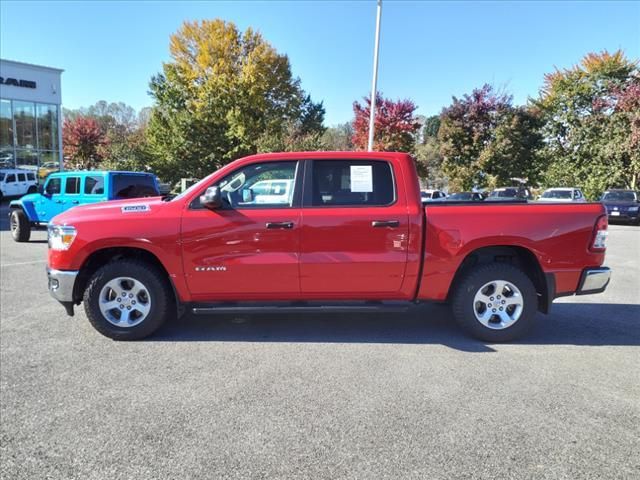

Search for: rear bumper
xmin=47 ymin=267 xmax=78 ymax=315
xmin=576 ymin=267 xmax=611 ymax=295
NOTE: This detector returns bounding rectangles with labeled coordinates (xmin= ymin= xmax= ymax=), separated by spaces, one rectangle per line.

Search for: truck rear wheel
xmin=83 ymin=259 xmax=174 ymax=340
xmin=451 ymin=263 xmax=537 ymax=342
xmin=10 ymin=209 xmax=31 ymax=242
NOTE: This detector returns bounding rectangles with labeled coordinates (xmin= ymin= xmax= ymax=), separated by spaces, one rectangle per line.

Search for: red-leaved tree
xmin=63 ymin=116 xmax=109 ymax=170
xmin=352 ymin=93 xmax=420 ymax=152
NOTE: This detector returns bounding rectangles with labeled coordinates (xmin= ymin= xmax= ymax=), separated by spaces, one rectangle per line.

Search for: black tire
xmin=10 ymin=209 xmax=31 ymax=242
xmin=27 ymin=186 xmax=37 ymax=194
xmin=451 ymin=263 xmax=538 ymax=342
xmin=83 ymin=259 xmax=174 ymax=340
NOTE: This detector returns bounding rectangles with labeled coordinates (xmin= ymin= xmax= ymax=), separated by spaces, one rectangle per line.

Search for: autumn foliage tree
xmin=352 ymin=93 xmax=420 ymax=152
xmin=535 ymin=50 xmax=640 ymax=197
xmin=62 ymin=117 xmax=108 ymax=170
xmin=146 ymin=19 xmax=324 ymax=183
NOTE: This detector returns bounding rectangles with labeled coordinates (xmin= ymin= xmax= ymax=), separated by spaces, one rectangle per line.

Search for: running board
xmin=191 ymin=301 xmax=413 ymax=315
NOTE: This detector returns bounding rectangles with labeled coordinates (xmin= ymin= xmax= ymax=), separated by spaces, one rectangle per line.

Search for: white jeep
xmin=0 ymin=169 xmax=38 ymax=202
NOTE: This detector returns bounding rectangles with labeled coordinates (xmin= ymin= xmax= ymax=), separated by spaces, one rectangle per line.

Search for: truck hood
xmin=51 ymin=196 xmax=166 ymax=225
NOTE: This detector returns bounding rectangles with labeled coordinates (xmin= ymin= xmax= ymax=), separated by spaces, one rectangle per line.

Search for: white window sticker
xmin=121 ymin=204 xmax=150 ymax=213
xmin=350 ymin=165 xmax=373 ymax=193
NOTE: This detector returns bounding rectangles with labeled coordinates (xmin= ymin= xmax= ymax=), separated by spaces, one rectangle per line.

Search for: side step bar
xmin=191 ymin=301 xmax=413 ymax=315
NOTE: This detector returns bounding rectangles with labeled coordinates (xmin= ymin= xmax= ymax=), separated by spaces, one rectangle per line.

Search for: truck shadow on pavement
xmin=152 ymin=302 xmax=640 ymax=352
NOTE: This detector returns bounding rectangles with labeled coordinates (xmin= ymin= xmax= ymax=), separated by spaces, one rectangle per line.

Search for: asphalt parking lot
xmin=1 ymin=203 xmax=639 ymax=480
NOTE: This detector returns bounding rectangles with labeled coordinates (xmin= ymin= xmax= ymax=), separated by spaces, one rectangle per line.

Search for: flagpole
xmin=367 ymin=0 xmax=382 ymax=151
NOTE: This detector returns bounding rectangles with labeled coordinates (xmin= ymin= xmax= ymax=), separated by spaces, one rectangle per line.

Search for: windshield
xmin=602 ymin=191 xmax=636 ymax=202
xmin=489 ymin=189 xmax=517 ymax=198
xmin=542 ymin=190 xmax=572 ymax=199
xmin=449 ymin=192 xmax=473 ymax=200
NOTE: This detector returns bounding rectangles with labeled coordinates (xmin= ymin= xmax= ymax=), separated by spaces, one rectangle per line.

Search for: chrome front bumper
xmin=577 ymin=267 xmax=611 ymax=295
xmin=47 ymin=267 xmax=78 ymax=304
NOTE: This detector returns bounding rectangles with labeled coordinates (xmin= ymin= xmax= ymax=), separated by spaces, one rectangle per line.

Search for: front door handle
xmin=266 ymin=221 xmax=294 ymax=229
xmin=55 ymin=200 xmax=63 ymax=204
xmin=371 ymin=220 xmax=400 ymax=228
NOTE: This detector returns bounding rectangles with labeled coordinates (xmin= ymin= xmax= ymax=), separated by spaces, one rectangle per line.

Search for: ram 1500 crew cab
xmin=46 ymin=152 xmax=611 ymax=342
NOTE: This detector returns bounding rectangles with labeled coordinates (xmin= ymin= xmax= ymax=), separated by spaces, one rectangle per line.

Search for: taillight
xmin=590 ymin=215 xmax=608 ymax=251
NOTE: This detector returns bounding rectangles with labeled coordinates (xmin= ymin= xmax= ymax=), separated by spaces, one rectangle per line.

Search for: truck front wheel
xmin=451 ymin=263 xmax=538 ymax=342
xmin=10 ymin=209 xmax=31 ymax=242
xmin=83 ymin=260 xmax=174 ymax=340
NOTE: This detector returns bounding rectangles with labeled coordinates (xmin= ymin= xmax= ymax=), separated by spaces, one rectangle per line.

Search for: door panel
xmin=37 ymin=176 xmax=64 ymax=221
xmin=181 ymin=208 xmax=302 ymax=300
xmin=299 ymin=159 xmax=409 ymax=297
xmin=180 ymin=160 xmax=302 ymax=301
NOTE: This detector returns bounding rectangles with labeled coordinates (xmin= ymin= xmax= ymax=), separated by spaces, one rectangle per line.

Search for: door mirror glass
xmin=200 ymin=186 xmax=222 ymax=210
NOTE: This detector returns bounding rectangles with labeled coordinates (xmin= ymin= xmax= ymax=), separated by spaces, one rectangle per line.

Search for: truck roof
xmin=239 ymin=151 xmax=409 ymax=163
xmin=48 ymin=170 xmax=155 ymax=176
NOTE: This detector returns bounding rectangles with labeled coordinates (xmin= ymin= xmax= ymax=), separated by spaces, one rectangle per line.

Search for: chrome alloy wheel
xmin=473 ymin=279 xmax=524 ymax=330
xmin=98 ymin=277 xmax=151 ymax=328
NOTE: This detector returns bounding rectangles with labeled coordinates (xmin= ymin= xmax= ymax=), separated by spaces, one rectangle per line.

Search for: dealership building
xmin=0 ymin=59 xmax=64 ymax=179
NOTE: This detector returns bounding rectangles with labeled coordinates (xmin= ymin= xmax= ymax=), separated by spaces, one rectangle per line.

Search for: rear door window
xmin=65 ymin=177 xmax=80 ymax=194
xmin=84 ymin=175 xmax=105 ymax=195
xmin=27 ymin=173 xmax=35 ymax=181
xmin=17 ymin=173 xmax=25 ymax=182
xmin=308 ymin=160 xmax=395 ymax=207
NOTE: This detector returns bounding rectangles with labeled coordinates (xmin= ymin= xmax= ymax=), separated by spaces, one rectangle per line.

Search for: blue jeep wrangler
xmin=9 ymin=171 xmax=160 ymax=242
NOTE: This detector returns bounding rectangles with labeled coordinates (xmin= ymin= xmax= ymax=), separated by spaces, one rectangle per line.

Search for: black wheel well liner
xmin=447 ymin=245 xmax=553 ymax=313
xmin=73 ymin=247 xmax=179 ymax=310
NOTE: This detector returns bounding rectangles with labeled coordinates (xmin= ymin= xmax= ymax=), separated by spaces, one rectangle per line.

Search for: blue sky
xmin=1 ymin=1 xmax=638 ymax=125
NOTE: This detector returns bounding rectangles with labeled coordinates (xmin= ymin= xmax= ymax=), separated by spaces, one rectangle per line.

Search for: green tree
xmin=321 ymin=122 xmax=354 ymax=151
xmin=535 ymin=50 xmax=639 ymax=198
xmin=422 ymin=115 xmax=441 ymax=140
xmin=414 ymin=137 xmax=446 ymax=188
xmin=146 ymin=19 xmax=323 ymax=183
xmin=480 ymin=107 xmax=545 ymax=187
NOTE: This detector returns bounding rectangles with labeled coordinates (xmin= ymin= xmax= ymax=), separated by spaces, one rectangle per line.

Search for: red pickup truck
xmin=46 ymin=152 xmax=611 ymax=342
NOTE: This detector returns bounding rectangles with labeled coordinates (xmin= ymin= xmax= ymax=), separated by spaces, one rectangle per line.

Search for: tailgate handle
xmin=266 ymin=221 xmax=294 ymax=229
xmin=371 ymin=220 xmax=400 ymax=228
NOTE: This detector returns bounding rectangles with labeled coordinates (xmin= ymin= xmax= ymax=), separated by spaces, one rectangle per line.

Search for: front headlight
xmin=48 ymin=225 xmax=77 ymax=251
xmin=628 ymin=206 xmax=639 ymax=212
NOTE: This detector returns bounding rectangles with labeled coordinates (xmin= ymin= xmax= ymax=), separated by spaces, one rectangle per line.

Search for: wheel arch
xmin=447 ymin=245 xmax=552 ymax=313
xmin=73 ymin=247 xmax=181 ymax=314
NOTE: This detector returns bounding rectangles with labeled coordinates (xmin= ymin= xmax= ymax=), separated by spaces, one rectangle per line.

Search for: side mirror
xmin=200 ymin=186 xmax=222 ymax=210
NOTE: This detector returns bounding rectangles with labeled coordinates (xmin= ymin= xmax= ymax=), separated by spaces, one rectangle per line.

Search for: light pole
xmin=367 ymin=0 xmax=382 ymax=152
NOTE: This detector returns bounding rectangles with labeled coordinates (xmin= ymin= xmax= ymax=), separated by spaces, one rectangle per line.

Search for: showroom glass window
xmin=0 ymin=100 xmax=12 ymax=166
xmin=0 ymin=98 xmax=60 ymax=179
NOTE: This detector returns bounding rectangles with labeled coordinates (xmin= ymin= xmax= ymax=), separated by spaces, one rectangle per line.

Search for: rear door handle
xmin=71 ymin=200 xmax=79 ymax=204
xmin=371 ymin=220 xmax=400 ymax=228
xmin=266 ymin=221 xmax=294 ymax=229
